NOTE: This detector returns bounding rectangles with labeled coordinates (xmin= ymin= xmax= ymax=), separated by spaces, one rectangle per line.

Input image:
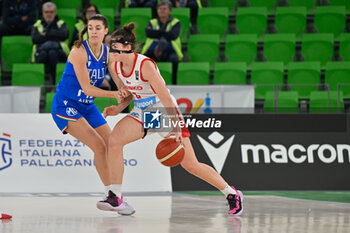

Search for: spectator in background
xmin=0 ymin=0 xmax=37 ymax=36
xmin=142 ymin=0 xmax=183 ymax=83
xmin=71 ymin=3 xmax=99 ymax=47
xmin=170 ymin=0 xmax=201 ymax=27
xmin=31 ymin=2 xmax=69 ymax=82
xmin=126 ymin=0 xmax=157 ymax=8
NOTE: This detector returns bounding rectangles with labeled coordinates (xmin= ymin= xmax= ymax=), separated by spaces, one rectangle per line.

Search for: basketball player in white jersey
xmin=97 ymin=23 xmax=243 ymax=216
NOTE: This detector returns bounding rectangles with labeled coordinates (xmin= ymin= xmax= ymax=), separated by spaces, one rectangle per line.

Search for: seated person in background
xmin=126 ymin=0 xmax=157 ymax=8
xmin=0 ymin=0 xmax=37 ymax=36
xmin=31 ymin=2 xmax=69 ymax=83
xmin=71 ymin=3 xmax=99 ymax=47
xmin=142 ymin=0 xmax=183 ymax=82
xmin=170 ymin=0 xmax=201 ymax=27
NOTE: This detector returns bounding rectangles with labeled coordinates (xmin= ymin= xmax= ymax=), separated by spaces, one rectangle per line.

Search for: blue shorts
xmin=51 ymin=94 xmax=107 ymax=134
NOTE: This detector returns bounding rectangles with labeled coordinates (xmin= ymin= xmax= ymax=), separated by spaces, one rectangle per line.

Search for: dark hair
xmin=111 ymin=23 xmax=137 ymax=51
xmin=83 ymin=3 xmax=100 ymax=22
xmin=74 ymin=14 xmax=108 ymax=48
xmin=157 ymin=0 xmax=172 ymax=10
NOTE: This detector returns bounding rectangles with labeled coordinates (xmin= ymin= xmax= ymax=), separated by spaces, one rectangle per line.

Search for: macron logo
xmin=197 ymin=132 xmax=235 ymax=174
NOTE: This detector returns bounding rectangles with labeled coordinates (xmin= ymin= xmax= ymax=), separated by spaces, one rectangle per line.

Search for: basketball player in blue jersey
xmin=99 ymin=23 xmax=244 ymax=216
xmin=51 ymin=14 xmax=134 ymax=215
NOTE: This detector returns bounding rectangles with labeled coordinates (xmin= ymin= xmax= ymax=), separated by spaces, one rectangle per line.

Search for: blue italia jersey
xmin=56 ymin=40 xmax=109 ymax=104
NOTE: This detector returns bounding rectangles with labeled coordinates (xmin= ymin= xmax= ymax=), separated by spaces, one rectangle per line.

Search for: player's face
xmin=88 ymin=20 xmax=108 ymax=44
xmin=110 ymin=42 xmax=132 ymax=62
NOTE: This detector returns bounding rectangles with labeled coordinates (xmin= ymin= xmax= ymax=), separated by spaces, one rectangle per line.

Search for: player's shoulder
xmin=69 ymin=45 xmax=87 ymax=62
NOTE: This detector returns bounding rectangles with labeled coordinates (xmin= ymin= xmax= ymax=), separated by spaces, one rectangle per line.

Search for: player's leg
xmin=180 ymin=137 xmax=243 ymax=215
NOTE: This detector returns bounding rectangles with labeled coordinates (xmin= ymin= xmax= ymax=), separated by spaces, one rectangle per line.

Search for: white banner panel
xmin=168 ymin=85 xmax=255 ymax=114
xmin=0 ymin=86 xmax=41 ymax=113
xmin=0 ymin=114 xmax=171 ymax=193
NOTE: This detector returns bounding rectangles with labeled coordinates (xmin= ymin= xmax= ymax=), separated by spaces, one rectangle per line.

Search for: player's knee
xmin=108 ymin=137 xmax=126 ymax=152
xmin=93 ymin=140 xmax=107 ymax=155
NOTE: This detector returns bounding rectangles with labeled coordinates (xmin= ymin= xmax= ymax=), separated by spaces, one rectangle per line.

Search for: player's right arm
xmin=68 ymin=46 xmax=123 ymax=103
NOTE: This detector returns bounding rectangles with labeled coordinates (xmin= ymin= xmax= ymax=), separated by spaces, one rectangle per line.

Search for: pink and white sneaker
xmin=227 ymin=189 xmax=243 ymax=215
xmin=96 ymin=191 xmax=135 ymax=216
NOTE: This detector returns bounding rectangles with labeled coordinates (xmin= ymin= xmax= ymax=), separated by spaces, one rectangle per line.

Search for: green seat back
xmin=275 ymin=7 xmax=306 ymax=38
xmin=287 ymin=62 xmax=321 ymax=99
xmin=187 ymin=34 xmax=220 ymax=65
xmin=309 ymin=91 xmax=344 ymax=113
xmin=52 ymin=0 xmax=81 ymax=9
xmin=339 ymin=33 xmax=350 ymax=61
xmin=120 ymin=8 xmax=152 ymax=43
xmin=288 ymin=0 xmax=315 ymax=13
xmin=157 ymin=62 xmax=173 ymax=84
xmin=197 ymin=8 xmax=229 ymax=38
xmin=329 ymin=0 xmax=350 ymax=12
xmin=235 ymin=7 xmax=267 ymax=38
xmin=225 ymin=34 xmax=258 ymax=65
xmin=213 ymin=62 xmax=247 ymax=84
xmin=94 ymin=97 xmax=118 ymax=112
xmin=207 ymin=0 xmax=236 ymax=15
xmin=45 ymin=92 xmax=56 ymax=113
xmin=99 ymin=8 xmax=115 ymax=31
xmin=171 ymin=8 xmax=190 ymax=42
xmin=57 ymin=8 xmax=77 ymax=44
xmin=301 ymin=33 xmax=334 ymax=67
xmin=263 ymin=34 xmax=296 ymax=65
xmin=248 ymin=0 xmax=276 ymax=13
xmin=1 ymin=36 xmax=32 ymax=72
xmin=251 ymin=62 xmax=284 ymax=99
xmin=264 ymin=91 xmax=299 ymax=113
xmin=90 ymin=0 xmax=120 ymax=12
xmin=56 ymin=63 xmax=66 ymax=85
xmin=12 ymin=63 xmax=45 ymax=86
xmin=325 ymin=62 xmax=350 ymax=99
xmin=314 ymin=6 xmax=346 ymax=38
xmin=177 ymin=62 xmax=210 ymax=85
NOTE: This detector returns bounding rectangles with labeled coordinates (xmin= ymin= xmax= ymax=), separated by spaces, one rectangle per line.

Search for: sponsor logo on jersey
xmin=126 ymin=86 xmax=143 ymax=91
xmin=134 ymin=96 xmax=156 ymax=109
xmin=66 ymin=107 xmax=78 ymax=116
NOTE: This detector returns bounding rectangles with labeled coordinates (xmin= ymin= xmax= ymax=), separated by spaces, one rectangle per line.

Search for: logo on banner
xmin=66 ymin=107 xmax=78 ymax=116
xmin=0 ymin=133 xmax=12 ymax=171
xmin=197 ymin=132 xmax=235 ymax=174
xmin=177 ymin=92 xmax=212 ymax=114
xmin=143 ymin=110 xmax=161 ymax=129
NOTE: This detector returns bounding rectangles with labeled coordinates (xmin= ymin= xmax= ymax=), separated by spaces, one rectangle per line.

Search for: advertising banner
xmin=0 ymin=86 xmax=41 ymax=113
xmin=171 ymin=114 xmax=350 ymax=190
xmin=0 ymin=114 xmax=171 ymax=193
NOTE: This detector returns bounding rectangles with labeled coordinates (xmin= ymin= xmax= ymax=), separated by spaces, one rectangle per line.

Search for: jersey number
xmin=132 ymin=92 xmax=141 ymax=99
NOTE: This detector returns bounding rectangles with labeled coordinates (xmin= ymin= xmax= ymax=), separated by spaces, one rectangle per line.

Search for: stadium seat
xmin=12 ymin=63 xmax=45 ymax=86
xmin=213 ymin=62 xmax=247 ymax=84
xmin=288 ymin=0 xmax=315 ymax=14
xmin=45 ymin=92 xmax=56 ymax=113
xmin=94 ymin=97 xmax=118 ymax=113
xmin=99 ymin=8 xmax=115 ymax=31
xmin=339 ymin=33 xmax=350 ymax=61
xmin=314 ymin=6 xmax=346 ymax=39
xmin=90 ymin=0 xmax=120 ymax=13
xmin=264 ymin=91 xmax=299 ymax=113
xmin=1 ymin=36 xmax=32 ymax=72
xmin=301 ymin=33 xmax=334 ymax=67
xmin=250 ymin=62 xmax=284 ymax=99
xmin=171 ymin=8 xmax=190 ymax=42
xmin=207 ymin=0 xmax=236 ymax=15
xmin=248 ymin=0 xmax=276 ymax=14
xmin=157 ymin=62 xmax=173 ymax=84
xmin=177 ymin=62 xmax=210 ymax=85
xmin=235 ymin=7 xmax=268 ymax=38
xmin=197 ymin=8 xmax=229 ymax=38
xmin=263 ymin=34 xmax=296 ymax=65
xmin=55 ymin=63 xmax=66 ymax=85
xmin=52 ymin=0 xmax=81 ymax=9
xmin=309 ymin=91 xmax=343 ymax=113
xmin=187 ymin=34 xmax=220 ymax=66
xmin=225 ymin=34 xmax=258 ymax=65
xmin=120 ymin=8 xmax=152 ymax=43
xmin=325 ymin=62 xmax=350 ymax=99
xmin=56 ymin=8 xmax=77 ymax=44
xmin=329 ymin=0 xmax=350 ymax=13
xmin=275 ymin=7 xmax=307 ymax=38
xmin=287 ymin=61 xmax=321 ymax=99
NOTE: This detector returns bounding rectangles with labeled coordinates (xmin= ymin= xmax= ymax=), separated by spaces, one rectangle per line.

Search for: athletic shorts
xmin=127 ymin=95 xmax=190 ymax=138
xmin=51 ymin=94 xmax=107 ymax=134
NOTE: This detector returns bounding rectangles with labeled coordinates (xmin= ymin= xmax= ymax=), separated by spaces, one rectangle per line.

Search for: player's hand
xmin=114 ymin=91 xmax=124 ymax=104
xmin=120 ymin=86 xmax=131 ymax=98
xmin=103 ymin=105 xmax=120 ymax=118
xmin=165 ymin=127 xmax=183 ymax=146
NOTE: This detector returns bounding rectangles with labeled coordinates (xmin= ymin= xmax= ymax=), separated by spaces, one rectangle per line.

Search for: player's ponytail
xmin=74 ymin=25 xmax=88 ymax=48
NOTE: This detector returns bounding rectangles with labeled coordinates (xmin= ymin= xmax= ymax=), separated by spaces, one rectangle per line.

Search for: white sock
xmin=109 ymin=184 xmax=122 ymax=198
xmin=104 ymin=185 xmax=110 ymax=198
xmin=220 ymin=184 xmax=237 ymax=196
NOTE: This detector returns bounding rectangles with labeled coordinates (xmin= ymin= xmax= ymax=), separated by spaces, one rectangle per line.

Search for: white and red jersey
xmin=115 ymin=53 xmax=166 ymax=101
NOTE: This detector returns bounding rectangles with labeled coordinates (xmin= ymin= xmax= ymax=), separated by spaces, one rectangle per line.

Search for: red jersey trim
xmin=119 ymin=53 xmax=138 ymax=78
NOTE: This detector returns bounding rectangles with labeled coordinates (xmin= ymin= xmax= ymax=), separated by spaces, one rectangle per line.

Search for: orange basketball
xmin=156 ymin=138 xmax=185 ymax=167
